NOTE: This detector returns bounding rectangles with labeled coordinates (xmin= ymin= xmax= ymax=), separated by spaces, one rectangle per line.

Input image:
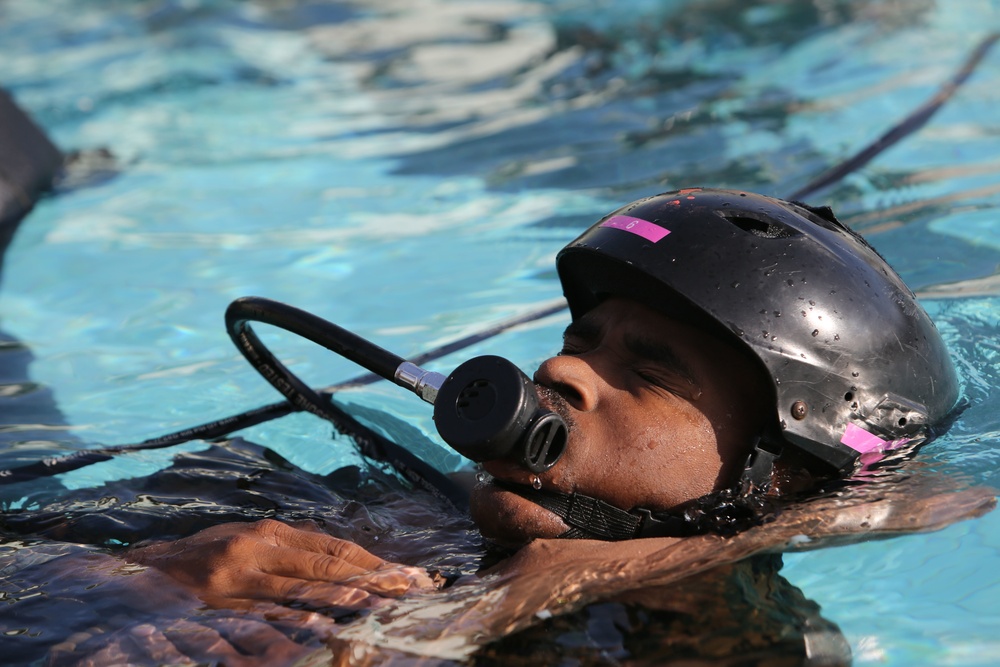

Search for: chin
xmin=469 ymin=477 xmax=569 ymax=547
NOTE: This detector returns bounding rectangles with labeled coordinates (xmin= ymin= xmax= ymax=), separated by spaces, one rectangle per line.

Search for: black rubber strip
xmin=789 ymin=32 xmax=999 ymax=202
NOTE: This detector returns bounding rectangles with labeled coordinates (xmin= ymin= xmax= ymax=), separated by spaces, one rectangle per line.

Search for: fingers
xmin=162 ymin=617 xmax=311 ymax=667
xmin=198 ymin=617 xmax=306 ymax=659
xmin=274 ymin=578 xmax=385 ymax=614
xmin=49 ymin=623 xmax=190 ymax=667
xmin=123 ymin=624 xmax=191 ymax=664
xmin=259 ymin=545 xmax=433 ymax=597
xmin=72 ymin=618 xmax=312 ymax=667
xmin=262 ymin=519 xmax=387 ymax=570
xmin=127 ymin=519 xmax=437 ymax=608
xmin=232 ymin=566 xmax=434 ymax=609
xmin=219 ymin=520 xmax=436 ymax=595
xmin=47 ymin=610 xmax=332 ymax=667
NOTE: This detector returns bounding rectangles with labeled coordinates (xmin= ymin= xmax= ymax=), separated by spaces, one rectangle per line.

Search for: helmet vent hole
xmin=722 ymin=214 xmax=797 ymax=239
xmin=844 ymin=391 xmax=854 ymax=402
xmin=898 ymin=417 xmax=907 ymax=426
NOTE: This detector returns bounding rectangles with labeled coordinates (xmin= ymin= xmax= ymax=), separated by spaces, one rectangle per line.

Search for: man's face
xmin=470 ymin=298 xmax=768 ymax=545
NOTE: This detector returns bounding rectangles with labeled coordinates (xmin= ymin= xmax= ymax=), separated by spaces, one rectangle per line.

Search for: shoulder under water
xmin=0 ymin=436 xmax=992 ymax=666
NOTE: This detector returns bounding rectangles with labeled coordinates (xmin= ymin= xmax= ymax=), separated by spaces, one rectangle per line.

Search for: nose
xmin=534 ymin=354 xmax=600 ymax=412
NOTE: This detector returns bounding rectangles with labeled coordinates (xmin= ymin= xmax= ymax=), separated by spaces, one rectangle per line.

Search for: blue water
xmin=1 ymin=0 xmax=1000 ymax=663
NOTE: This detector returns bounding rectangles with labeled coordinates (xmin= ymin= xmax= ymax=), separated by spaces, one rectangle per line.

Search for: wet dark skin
xmin=472 ymin=298 xmax=768 ymax=544
xmin=129 ymin=298 xmax=769 ymax=607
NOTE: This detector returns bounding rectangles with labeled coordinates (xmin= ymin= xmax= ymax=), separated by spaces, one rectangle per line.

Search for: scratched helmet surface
xmin=556 ymin=188 xmax=959 ymax=471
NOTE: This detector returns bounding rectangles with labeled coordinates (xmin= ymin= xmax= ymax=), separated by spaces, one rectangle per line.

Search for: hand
xmin=127 ymin=519 xmax=436 ymax=611
xmin=48 ymin=616 xmax=316 ymax=667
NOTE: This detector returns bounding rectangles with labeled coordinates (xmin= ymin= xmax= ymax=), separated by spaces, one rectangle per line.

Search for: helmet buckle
xmin=740 ymin=436 xmax=783 ymax=493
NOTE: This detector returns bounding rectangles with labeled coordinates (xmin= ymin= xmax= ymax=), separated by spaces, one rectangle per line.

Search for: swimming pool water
xmin=1 ymin=0 xmax=1000 ymax=663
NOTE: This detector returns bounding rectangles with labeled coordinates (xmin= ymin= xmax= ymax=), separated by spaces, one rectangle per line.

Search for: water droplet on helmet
xmin=811 ymin=329 xmax=819 ymax=337
xmin=531 ymin=475 xmax=542 ymax=490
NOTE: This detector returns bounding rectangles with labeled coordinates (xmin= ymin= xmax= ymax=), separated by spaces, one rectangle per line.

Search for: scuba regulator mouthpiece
xmin=225 ymin=297 xmax=567 ymax=473
xmin=429 ymin=355 xmax=567 ymax=473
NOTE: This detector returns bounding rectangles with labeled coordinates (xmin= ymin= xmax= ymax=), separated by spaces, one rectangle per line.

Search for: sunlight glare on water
xmin=1 ymin=0 xmax=999 ymax=664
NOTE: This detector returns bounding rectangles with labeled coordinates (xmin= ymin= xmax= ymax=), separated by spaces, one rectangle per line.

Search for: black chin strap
xmin=494 ymin=434 xmax=783 ymax=541
xmin=495 ymin=480 xmax=697 ymax=540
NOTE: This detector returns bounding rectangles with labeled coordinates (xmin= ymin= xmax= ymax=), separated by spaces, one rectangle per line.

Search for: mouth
xmin=472 ymin=385 xmax=576 ymax=495
xmin=535 ymin=384 xmax=575 ymax=429
xmin=468 ymin=468 xmax=571 ymax=544
xmin=475 ymin=389 xmax=575 ymax=489
xmin=477 ymin=462 xmax=535 ymax=490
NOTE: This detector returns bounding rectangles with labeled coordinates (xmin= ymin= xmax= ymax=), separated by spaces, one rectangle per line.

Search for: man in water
xmin=130 ymin=293 xmax=772 ymax=598
xmin=5 ymin=189 xmax=988 ymax=666
xmin=116 ymin=189 xmax=964 ymax=653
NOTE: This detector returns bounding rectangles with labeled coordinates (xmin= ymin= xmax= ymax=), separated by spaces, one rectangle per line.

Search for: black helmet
xmin=556 ymin=188 xmax=959 ymax=473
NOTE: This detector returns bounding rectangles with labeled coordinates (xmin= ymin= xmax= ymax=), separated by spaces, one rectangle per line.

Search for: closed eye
xmin=634 ymin=366 xmax=702 ymax=400
xmin=559 ymin=319 xmax=600 ymax=357
xmin=558 ymin=342 xmax=586 ymax=356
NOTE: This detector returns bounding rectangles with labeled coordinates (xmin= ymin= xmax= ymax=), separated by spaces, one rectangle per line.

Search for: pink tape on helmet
xmin=600 ymin=215 xmax=670 ymax=243
xmin=841 ymin=423 xmax=911 ymax=454
xmin=840 ymin=423 xmax=889 ymax=454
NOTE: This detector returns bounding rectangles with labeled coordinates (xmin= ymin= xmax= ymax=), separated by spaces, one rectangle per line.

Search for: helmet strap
xmin=739 ymin=434 xmax=783 ymax=493
xmin=492 ymin=480 xmax=697 ymax=540
xmin=489 ymin=434 xmax=782 ymax=541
